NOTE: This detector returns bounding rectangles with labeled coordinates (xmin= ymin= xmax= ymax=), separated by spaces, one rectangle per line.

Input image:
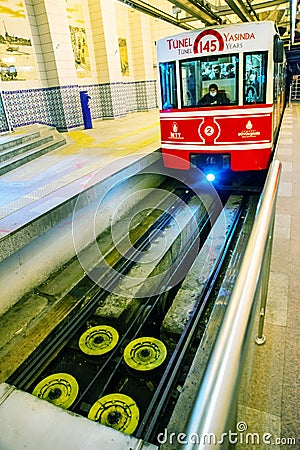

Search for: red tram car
xmin=157 ymin=21 xmax=286 ymax=183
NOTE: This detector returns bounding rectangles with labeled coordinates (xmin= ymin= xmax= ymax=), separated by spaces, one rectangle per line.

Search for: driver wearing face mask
xmin=198 ymin=83 xmax=230 ymax=106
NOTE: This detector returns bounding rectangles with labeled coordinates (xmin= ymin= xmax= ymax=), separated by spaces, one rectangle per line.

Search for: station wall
xmin=0 ymin=0 xmax=181 ymax=132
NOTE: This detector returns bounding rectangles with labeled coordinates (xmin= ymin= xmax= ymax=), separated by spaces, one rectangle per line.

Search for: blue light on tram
xmin=206 ymin=173 xmax=216 ymax=182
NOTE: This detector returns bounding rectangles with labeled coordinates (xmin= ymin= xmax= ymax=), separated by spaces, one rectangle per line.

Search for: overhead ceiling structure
xmin=118 ymin=0 xmax=300 ymax=48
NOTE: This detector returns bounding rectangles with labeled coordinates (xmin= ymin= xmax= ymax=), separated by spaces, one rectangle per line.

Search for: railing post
xmin=255 ymin=219 xmax=275 ymax=345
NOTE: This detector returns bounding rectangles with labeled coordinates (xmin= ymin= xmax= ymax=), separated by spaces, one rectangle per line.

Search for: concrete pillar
xmin=31 ymin=0 xmax=76 ymax=86
xmin=129 ymin=11 xmax=156 ymax=109
xmin=88 ymin=0 xmax=126 ymax=117
xmin=129 ymin=11 xmax=154 ymax=82
xmin=28 ymin=0 xmax=80 ymax=130
xmin=88 ymin=0 xmax=121 ymax=83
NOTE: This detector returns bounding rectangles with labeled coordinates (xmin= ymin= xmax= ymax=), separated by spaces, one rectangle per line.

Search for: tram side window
xmin=244 ymin=52 xmax=267 ymax=104
xmin=181 ymin=60 xmax=201 ymax=107
xmin=159 ymin=62 xmax=178 ymax=109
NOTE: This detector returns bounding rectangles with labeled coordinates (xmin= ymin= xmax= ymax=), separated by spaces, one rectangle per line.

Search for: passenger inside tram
xmin=245 ymin=85 xmax=257 ymax=103
xmin=198 ymin=83 xmax=230 ymax=106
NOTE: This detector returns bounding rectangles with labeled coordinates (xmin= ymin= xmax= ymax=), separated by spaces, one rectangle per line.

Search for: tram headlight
xmin=206 ymin=173 xmax=216 ymax=182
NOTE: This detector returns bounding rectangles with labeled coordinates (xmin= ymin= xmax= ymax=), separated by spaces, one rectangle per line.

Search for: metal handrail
xmin=181 ymin=160 xmax=282 ymax=449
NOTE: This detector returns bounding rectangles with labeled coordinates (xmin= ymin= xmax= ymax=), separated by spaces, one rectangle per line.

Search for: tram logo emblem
xmin=193 ymin=29 xmax=224 ymax=54
xmin=169 ymin=121 xmax=184 ymax=140
xmin=238 ymin=120 xmax=261 ymax=138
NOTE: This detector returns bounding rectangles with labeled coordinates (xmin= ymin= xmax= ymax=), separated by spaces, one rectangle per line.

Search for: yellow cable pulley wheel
xmin=88 ymin=393 xmax=139 ymax=435
xmin=32 ymin=373 xmax=78 ymax=409
xmin=124 ymin=337 xmax=167 ymax=371
xmin=79 ymin=325 xmax=119 ymax=356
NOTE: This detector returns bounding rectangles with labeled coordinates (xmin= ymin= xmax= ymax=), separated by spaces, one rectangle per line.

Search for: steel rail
xmin=181 ymin=160 xmax=281 ymax=450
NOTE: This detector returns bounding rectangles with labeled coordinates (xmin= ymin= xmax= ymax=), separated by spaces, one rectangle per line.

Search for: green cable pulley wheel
xmin=32 ymin=372 xmax=78 ymax=409
xmin=88 ymin=393 xmax=139 ymax=434
xmin=124 ymin=337 xmax=167 ymax=371
xmin=79 ymin=325 xmax=119 ymax=356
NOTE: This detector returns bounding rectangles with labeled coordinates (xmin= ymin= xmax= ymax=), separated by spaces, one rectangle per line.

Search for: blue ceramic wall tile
xmin=1 ymin=81 xmax=158 ymax=131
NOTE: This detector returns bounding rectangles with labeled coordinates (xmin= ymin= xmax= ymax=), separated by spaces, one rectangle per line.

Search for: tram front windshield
xmin=180 ymin=54 xmax=239 ymax=107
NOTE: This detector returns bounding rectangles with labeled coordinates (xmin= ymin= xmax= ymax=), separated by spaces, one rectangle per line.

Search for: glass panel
xmin=274 ymin=62 xmax=279 ymax=101
xmin=244 ymin=52 xmax=268 ymax=104
xmin=181 ymin=59 xmax=200 ymax=107
xmin=159 ymin=62 xmax=178 ymax=109
xmin=180 ymin=54 xmax=238 ymax=108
